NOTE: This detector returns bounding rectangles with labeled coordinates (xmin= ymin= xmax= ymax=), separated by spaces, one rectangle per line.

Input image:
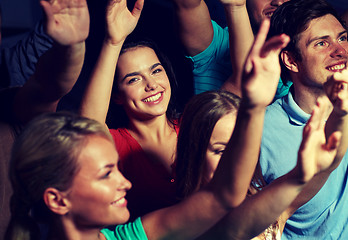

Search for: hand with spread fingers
xmin=242 ymin=19 xmax=290 ymax=108
xmin=105 ymin=0 xmax=144 ymax=46
xmin=297 ymin=97 xmax=342 ymax=183
xmin=324 ymin=69 xmax=348 ymax=117
xmin=40 ymin=0 xmax=90 ymax=45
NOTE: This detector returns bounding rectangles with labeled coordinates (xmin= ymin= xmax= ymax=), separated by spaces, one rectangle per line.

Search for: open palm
xmin=40 ymin=0 xmax=90 ymax=45
xmin=297 ymin=97 xmax=341 ymax=182
xmin=241 ymin=19 xmax=289 ymax=108
xmin=106 ymin=0 xmax=144 ymax=45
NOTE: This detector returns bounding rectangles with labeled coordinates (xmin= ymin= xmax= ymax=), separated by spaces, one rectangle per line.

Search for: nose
xmin=145 ymin=77 xmax=158 ymax=91
xmin=271 ymin=0 xmax=288 ymax=7
xmin=116 ymin=170 xmax=132 ymax=191
xmin=331 ymin=42 xmax=348 ymax=59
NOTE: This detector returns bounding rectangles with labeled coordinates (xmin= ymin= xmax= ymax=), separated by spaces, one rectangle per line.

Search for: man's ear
xmin=281 ymin=50 xmax=299 ymax=73
xmin=43 ymin=188 xmax=70 ymax=215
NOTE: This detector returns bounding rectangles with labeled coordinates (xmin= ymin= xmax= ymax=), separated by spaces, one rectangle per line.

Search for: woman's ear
xmin=43 ymin=188 xmax=70 ymax=215
xmin=281 ymin=50 xmax=299 ymax=73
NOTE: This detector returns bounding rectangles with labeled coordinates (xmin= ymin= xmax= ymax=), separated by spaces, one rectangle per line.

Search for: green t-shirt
xmin=101 ymin=217 xmax=148 ymax=240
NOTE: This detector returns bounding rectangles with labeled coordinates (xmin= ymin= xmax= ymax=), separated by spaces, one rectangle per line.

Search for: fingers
xmin=324 ymin=70 xmax=348 ymax=115
xmin=326 ymin=131 xmax=342 ymax=151
xmin=249 ymin=18 xmax=270 ymax=58
xmin=304 ymin=97 xmax=327 ymax=134
xmin=132 ymin=0 xmax=144 ymax=19
xmin=260 ymin=34 xmax=289 ymax=58
xmin=40 ymin=0 xmax=54 ymax=23
xmin=244 ymin=19 xmax=270 ymax=73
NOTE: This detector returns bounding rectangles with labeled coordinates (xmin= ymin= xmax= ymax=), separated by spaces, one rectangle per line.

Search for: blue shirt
xmin=0 ymin=21 xmax=53 ymax=88
xmin=260 ymin=91 xmax=348 ymax=239
xmin=186 ymin=20 xmax=291 ymax=100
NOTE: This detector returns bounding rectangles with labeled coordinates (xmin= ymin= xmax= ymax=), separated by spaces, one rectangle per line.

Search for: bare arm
xmin=141 ymin=19 xmax=289 ymax=240
xmin=171 ymin=0 xmax=213 ymax=56
xmin=220 ymin=0 xmax=254 ymax=97
xmin=79 ymin=0 xmax=143 ymax=124
xmin=209 ymin=96 xmax=341 ymax=240
xmin=285 ymin=70 xmax=348 ymax=220
xmin=13 ymin=0 xmax=89 ymax=123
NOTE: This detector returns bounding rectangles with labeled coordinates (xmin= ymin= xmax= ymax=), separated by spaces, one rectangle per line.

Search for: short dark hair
xmin=268 ymin=0 xmax=346 ymax=84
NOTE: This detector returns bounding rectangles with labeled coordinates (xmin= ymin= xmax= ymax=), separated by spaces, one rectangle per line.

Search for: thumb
xmin=40 ymin=0 xmax=54 ymax=23
xmin=325 ymin=131 xmax=341 ymax=151
xmin=132 ymin=0 xmax=144 ymax=19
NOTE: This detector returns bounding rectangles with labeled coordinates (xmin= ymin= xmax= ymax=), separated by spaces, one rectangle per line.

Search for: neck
xmin=292 ymin=80 xmax=332 ymax=115
xmin=48 ymin=217 xmax=105 ymax=240
xmin=127 ymin=114 xmax=174 ymax=142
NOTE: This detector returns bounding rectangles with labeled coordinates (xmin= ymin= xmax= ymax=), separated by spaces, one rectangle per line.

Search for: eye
xmin=213 ymin=149 xmax=225 ymax=155
xmin=127 ymin=77 xmax=140 ymax=85
xmin=152 ymin=68 xmax=163 ymax=75
xmin=338 ymin=35 xmax=347 ymax=42
xmin=101 ymin=170 xmax=112 ymax=179
xmin=315 ymin=41 xmax=327 ymax=47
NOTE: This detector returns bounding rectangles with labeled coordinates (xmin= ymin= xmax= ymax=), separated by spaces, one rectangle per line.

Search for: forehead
xmin=76 ymin=136 xmax=118 ymax=176
xmin=299 ymin=14 xmax=346 ymax=44
xmin=210 ymin=113 xmax=237 ymax=144
xmin=118 ymin=47 xmax=160 ymax=69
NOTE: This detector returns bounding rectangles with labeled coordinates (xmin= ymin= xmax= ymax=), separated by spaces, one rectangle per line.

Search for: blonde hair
xmin=5 ymin=112 xmax=112 ymax=240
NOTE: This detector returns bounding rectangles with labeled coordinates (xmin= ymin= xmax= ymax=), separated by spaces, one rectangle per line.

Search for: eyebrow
xmin=121 ymin=62 xmax=163 ymax=82
xmin=211 ymin=141 xmax=228 ymax=146
xmin=99 ymin=163 xmax=115 ymax=171
xmin=306 ymin=30 xmax=348 ymax=47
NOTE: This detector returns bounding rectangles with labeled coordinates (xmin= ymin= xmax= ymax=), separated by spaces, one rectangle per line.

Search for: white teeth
xmin=112 ymin=197 xmax=125 ymax=205
xmin=328 ymin=64 xmax=346 ymax=71
xmin=143 ymin=93 xmax=161 ymax=102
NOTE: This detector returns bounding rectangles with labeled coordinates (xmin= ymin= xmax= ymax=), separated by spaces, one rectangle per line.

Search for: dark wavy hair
xmin=106 ymin=39 xmax=179 ymax=129
xmin=268 ymin=0 xmax=346 ymax=84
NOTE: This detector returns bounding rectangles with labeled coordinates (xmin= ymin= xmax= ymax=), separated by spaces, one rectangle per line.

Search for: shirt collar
xmin=283 ymin=90 xmax=311 ymax=125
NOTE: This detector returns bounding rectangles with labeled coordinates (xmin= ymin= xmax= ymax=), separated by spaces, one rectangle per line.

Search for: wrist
xmin=222 ymin=2 xmax=247 ymax=12
xmin=104 ymin=36 xmax=125 ymax=48
xmin=239 ymin=100 xmax=267 ymax=115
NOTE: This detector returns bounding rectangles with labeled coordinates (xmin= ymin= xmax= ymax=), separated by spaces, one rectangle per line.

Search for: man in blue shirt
xmin=260 ymin=0 xmax=348 ymax=238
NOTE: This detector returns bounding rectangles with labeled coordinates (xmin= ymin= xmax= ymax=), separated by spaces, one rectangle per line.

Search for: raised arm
xmin=209 ymin=96 xmax=341 ymax=240
xmin=141 ymin=19 xmax=289 ymax=240
xmin=220 ymin=0 xmax=254 ymax=97
xmin=79 ymin=0 xmax=143 ymax=124
xmin=283 ymin=70 xmax=348 ymax=219
xmin=13 ymin=0 xmax=89 ymax=124
xmin=171 ymin=0 xmax=213 ymax=56
xmin=1 ymin=20 xmax=53 ymax=88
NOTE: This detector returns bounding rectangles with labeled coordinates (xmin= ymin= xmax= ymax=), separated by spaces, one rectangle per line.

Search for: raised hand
xmin=241 ymin=19 xmax=289 ymax=108
xmin=105 ymin=0 xmax=144 ymax=46
xmin=324 ymin=69 xmax=348 ymax=117
xmin=40 ymin=0 xmax=90 ymax=45
xmin=297 ymin=97 xmax=342 ymax=183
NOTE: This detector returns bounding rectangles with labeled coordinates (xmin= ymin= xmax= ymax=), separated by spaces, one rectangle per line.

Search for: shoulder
xmin=101 ymin=218 xmax=148 ymax=240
